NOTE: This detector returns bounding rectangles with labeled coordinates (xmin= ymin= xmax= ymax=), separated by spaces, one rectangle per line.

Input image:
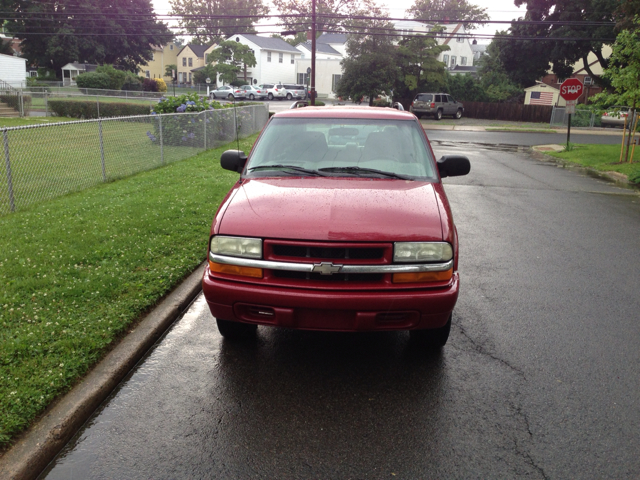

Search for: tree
xmin=495 ymin=0 xmax=617 ymax=87
xmin=165 ymin=64 xmax=178 ymax=78
xmin=593 ymin=19 xmax=640 ymax=162
xmin=193 ymin=63 xmax=218 ymax=84
xmin=206 ymin=40 xmax=257 ymax=84
xmin=274 ymin=0 xmax=381 ymax=33
xmin=271 ymin=32 xmax=309 ymax=47
xmin=393 ymin=30 xmax=449 ymax=99
xmin=335 ymin=12 xmax=397 ymax=105
xmin=475 ymin=40 xmax=522 ymax=101
xmin=170 ymin=0 xmax=268 ymax=45
xmin=408 ymin=0 xmax=489 ymax=29
xmin=2 ymin=0 xmax=172 ymax=73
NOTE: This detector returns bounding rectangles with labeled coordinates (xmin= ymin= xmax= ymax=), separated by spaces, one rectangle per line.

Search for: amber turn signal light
xmin=209 ymin=261 xmax=263 ymax=278
xmin=392 ymin=268 xmax=453 ymax=283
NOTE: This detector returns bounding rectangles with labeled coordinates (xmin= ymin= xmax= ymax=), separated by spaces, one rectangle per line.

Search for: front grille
xmin=273 ymin=270 xmax=384 ymax=282
xmin=272 ymin=244 xmax=384 ymax=260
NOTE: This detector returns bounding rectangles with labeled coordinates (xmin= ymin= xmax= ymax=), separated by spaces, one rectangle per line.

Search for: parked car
xmin=239 ymin=85 xmax=267 ymax=100
xmin=258 ymin=83 xmax=286 ymax=100
xmin=202 ymin=107 xmax=471 ymax=346
xmin=210 ymin=85 xmax=245 ymax=100
xmin=283 ymin=84 xmax=307 ymax=100
xmin=410 ymin=93 xmax=464 ymax=120
xmin=601 ymin=106 xmax=633 ymax=128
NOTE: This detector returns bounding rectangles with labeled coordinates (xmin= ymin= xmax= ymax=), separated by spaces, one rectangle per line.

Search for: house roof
xmin=234 ymin=34 xmax=300 ymax=53
xmin=297 ymin=41 xmax=341 ymax=56
xmin=470 ymin=43 xmax=486 ymax=54
xmin=61 ymin=63 xmax=98 ymax=71
xmin=317 ymin=33 xmax=347 ymax=45
xmin=180 ymin=44 xmax=211 ymax=58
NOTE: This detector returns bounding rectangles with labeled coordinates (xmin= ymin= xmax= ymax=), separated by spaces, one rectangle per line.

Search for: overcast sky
xmin=151 ymin=0 xmax=526 ymax=43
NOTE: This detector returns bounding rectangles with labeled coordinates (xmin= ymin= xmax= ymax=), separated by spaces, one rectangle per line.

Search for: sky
xmin=150 ymin=0 xmax=527 ymax=44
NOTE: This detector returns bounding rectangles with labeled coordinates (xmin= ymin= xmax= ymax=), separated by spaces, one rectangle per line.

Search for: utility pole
xmin=310 ymin=0 xmax=316 ymax=106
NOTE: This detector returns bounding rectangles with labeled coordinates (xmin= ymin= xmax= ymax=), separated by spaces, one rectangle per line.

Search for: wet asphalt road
xmin=42 ymin=136 xmax=640 ymax=479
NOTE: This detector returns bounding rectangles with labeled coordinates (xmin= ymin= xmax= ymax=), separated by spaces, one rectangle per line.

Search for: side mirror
xmin=437 ymin=155 xmax=470 ymax=178
xmin=220 ymin=150 xmax=248 ymax=173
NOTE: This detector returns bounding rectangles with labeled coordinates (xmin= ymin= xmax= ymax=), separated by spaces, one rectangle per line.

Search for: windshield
xmin=246 ymin=117 xmax=438 ymax=180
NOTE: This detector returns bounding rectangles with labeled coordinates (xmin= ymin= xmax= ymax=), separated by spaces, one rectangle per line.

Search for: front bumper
xmin=202 ymin=267 xmax=459 ymax=331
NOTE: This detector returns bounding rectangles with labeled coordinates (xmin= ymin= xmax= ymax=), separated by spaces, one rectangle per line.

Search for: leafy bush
xmin=373 ymin=99 xmax=390 ymax=107
xmin=95 ymin=65 xmax=127 ymax=90
xmin=155 ymin=78 xmax=167 ymax=93
xmin=629 ymin=171 xmax=640 ymax=184
xmin=48 ymin=100 xmax=150 ymax=118
xmin=142 ymin=78 xmax=159 ymax=92
xmin=76 ymin=72 xmax=112 ymax=90
xmin=122 ymin=81 xmax=142 ymax=91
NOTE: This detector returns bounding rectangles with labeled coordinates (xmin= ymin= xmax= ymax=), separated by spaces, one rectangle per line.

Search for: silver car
xmin=283 ymin=84 xmax=307 ymax=100
xmin=409 ymin=93 xmax=464 ymax=120
xmin=210 ymin=85 xmax=245 ymax=100
xmin=239 ymin=85 xmax=267 ymax=100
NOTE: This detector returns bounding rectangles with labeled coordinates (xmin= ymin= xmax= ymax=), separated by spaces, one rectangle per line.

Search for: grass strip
xmin=0 ymin=134 xmax=255 ymax=449
xmin=0 ymin=118 xmax=79 ymax=128
xmin=544 ymin=143 xmax=640 ymax=183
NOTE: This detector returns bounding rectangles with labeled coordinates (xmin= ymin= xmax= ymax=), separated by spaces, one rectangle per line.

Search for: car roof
xmin=275 ymin=106 xmax=416 ymax=120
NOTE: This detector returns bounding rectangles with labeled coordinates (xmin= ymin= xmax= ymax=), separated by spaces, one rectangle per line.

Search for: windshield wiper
xmin=318 ymin=166 xmax=410 ymax=179
xmin=248 ymin=164 xmax=326 ymax=176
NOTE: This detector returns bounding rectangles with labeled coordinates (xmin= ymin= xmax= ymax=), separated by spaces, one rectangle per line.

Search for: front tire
xmin=410 ymin=314 xmax=451 ymax=348
xmin=286 ymin=93 xmax=293 ymax=100
xmin=268 ymin=93 xmax=274 ymax=100
xmin=216 ymin=319 xmax=257 ymax=340
xmin=454 ymin=109 xmax=463 ymax=119
xmin=249 ymin=94 xmax=255 ymax=100
xmin=211 ymin=93 xmax=217 ymax=99
xmin=435 ymin=109 xmax=443 ymax=121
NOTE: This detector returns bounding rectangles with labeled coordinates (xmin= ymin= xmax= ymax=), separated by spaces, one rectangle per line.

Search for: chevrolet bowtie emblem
xmin=312 ymin=262 xmax=343 ymax=275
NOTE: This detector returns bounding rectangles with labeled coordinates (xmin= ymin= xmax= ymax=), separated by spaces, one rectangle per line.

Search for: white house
xmin=0 ymin=53 xmax=27 ymax=88
xmin=222 ymin=34 xmax=302 ymax=86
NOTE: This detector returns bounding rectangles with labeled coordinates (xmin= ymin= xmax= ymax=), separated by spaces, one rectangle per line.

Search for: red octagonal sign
xmin=560 ymin=78 xmax=584 ymax=101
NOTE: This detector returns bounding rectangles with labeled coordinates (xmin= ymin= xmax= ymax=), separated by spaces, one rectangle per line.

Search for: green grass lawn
xmin=0 ymin=134 xmax=256 ymax=449
xmin=545 ymin=143 xmax=640 ymax=183
xmin=0 ymin=119 xmax=203 ymax=215
xmin=0 ymin=117 xmax=79 ymax=128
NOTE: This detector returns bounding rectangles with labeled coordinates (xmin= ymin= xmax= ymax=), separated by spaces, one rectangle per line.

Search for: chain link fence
xmin=550 ymin=106 xmax=601 ymax=128
xmin=0 ymin=105 xmax=268 ymax=215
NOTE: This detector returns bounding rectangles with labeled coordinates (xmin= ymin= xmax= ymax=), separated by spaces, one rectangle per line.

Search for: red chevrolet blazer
xmin=202 ymin=107 xmax=470 ymax=347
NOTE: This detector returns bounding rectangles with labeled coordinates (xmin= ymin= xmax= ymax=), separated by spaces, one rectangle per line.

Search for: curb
xmin=0 ymin=262 xmax=206 ymax=480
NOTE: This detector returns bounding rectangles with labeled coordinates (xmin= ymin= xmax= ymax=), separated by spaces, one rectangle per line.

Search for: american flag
xmin=530 ymin=91 xmax=555 ymax=105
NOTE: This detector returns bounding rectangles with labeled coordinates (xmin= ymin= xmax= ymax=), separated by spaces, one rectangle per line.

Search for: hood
xmin=218 ymin=178 xmax=444 ymax=242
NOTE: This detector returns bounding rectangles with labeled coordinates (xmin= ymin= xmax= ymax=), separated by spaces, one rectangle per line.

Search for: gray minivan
xmin=410 ymin=93 xmax=464 ymax=120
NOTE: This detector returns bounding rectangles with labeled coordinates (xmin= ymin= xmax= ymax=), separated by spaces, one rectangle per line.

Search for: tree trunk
xmin=369 ymin=93 xmax=374 ymax=107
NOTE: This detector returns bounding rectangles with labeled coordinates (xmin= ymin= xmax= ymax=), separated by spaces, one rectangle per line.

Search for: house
xmin=138 ymin=43 xmax=179 ymax=82
xmin=537 ymin=45 xmax=612 ymax=103
xmin=0 ymin=53 xmax=27 ymax=88
xmin=295 ymin=36 xmax=344 ymax=96
xmin=60 ymin=63 xmax=98 ymax=86
xmin=176 ymin=44 xmax=216 ymax=85
xmin=218 ymin=34 xmax=302 ymax=86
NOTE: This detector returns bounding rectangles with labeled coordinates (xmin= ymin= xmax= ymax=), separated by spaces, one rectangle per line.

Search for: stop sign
xmin=560 ymin=78 xmax=584 ymax=101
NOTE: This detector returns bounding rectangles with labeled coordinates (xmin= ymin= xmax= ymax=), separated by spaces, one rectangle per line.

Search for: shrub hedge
xmin=48 ymin=100 xmax=151 ymax=119
xmin=75 ymin=72 xmax=112 ymax=90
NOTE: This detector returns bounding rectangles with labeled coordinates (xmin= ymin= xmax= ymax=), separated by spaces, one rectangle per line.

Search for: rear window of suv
xmin=416 ymin=94 xmax=433 ymax=102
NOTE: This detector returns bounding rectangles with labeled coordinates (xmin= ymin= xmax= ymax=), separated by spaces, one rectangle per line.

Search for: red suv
xmin=202 ymin=107 xmax=470 ymax=346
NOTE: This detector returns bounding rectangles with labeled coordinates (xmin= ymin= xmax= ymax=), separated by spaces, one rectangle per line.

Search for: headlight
xmin=393 ymin=242 xmax=453 ymax=263
xmin=210 ymin=236 xmax=262 ymax=259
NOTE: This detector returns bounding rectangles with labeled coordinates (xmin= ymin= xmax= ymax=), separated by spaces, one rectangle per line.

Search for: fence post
xmin=20 ymin=92 xmax=24 ymax=117
xmin=159 ymin=115 xmax=164 ymax=165
xmin=3 ymin=129 xmax=16 ymax=212
xmin=96 ymin=96 xmax=100 ymax=118
xmin=203 ymin=111 xmax=207 ymax=150
xmin=45 ymin=92 xmax=49 ymax=117
xmin=98 ymin=120 xmax=107 ymax=181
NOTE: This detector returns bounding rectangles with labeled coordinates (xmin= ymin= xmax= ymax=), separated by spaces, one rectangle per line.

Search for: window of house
xmin=584 ymin=76 xmax=593 ymax=85
xmin=298 ymin=73 xmax=309 ymax=84
xmin=332 ymin=74 xmax=342 ymax=92
xmin=279 ymin=52 xmax=283 ymax=63
xmin=145 ymin=70 xmax=150 ymax=78
xmin=457 ymin=36 xmax=464 ymax=43
xmin=151 ymin=53 xmax=155 ymax=61
xmin=188 ymin=72 xmax=192 ymax=83
xmin=443 ymin=54 xmax=449 ymax=65
xmin=450 ymin=56 xmax=456 ymax=67
xmin=182 ymin=57 xmax=186 ymax=66
xmin=291 ymin=54 xmax=295 ymax=64
xmin=267 ymin=51 xmax=271 ymax=62
xmin=461 ymin=56 xmax=467 ymax=65
xmin=188 ymin=57 xmax=192 ymax=67
xmin=170 ymin=45 xmax=174 ymax=50
xmin=178 ymin=72 xmax=183 ymax=83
